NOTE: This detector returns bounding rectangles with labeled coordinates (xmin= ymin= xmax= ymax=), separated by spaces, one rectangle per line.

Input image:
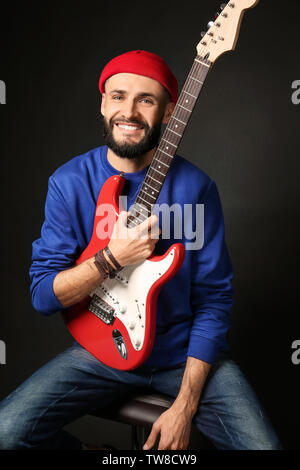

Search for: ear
xmin=162 ymin=101 xmax=175 ymax=125
xmin=100 ymin=93 xmax=106 ymax=116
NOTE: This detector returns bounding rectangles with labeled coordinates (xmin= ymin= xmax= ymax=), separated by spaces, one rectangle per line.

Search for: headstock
xmin=196 ymin=0 xmax=259 ymax=63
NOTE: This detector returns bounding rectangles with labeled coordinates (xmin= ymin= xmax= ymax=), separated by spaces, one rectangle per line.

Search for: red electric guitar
xmin=63 ymin=0 xmax=259 ymax=370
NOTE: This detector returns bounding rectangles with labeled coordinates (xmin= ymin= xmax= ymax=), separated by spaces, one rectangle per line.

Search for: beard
xmin=101 ymin=115 xmax=163 ymax=160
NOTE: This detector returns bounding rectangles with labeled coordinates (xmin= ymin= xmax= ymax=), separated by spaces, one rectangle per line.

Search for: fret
xmin=161 ymin=138 xmax=177 ymax=148
xmin=188 ymin=75 xmax=203 ymax=84
xmin=143 ymin=184 xmax=159 ymax=193
xmin=133 ymin=215 xmax=146 ymax=225
xmin=147 ymin=174 xmax=162 ymax=185
xmin=154 ymin=159 xmax=169 ymax=168
xmin=136 ymin=197 xmax=152 ymax=209
xmin=134 ymin=203 xmax=148 ymax=217
xmin=183 ymin=90 xmax=197 ymax=99
xmin=168 ymin=128 xmax=182 ymax=137
xmin=137 ymin=195 xmax=153 ymax=207
xmin=194 ymin=58 xmax=210 ymax=68
xmin=177 ymin=104 xmax=192 ymax=113
xmin=159 ymin=148 xmax=174 ymax=158
xmin=130 ymin=206 xmax=146 ymax=220
xmin=140 ymin=189 xmax=156 ymax=200
xmin=169 ymin=121 xmax=185 ymax=135
xmin=127 ymin=218 xmax=138 ymax=227
xmin=172 ymin=116 xmax=187 ymax=125
xmin=134 ymin=207 xmax=148 ymax=221
xmin=152 ymin=167 xmax=166 ymax=177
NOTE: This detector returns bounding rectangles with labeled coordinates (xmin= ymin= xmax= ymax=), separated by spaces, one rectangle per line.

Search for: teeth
xmin=117 ymin=124 xmax=140 ymax=131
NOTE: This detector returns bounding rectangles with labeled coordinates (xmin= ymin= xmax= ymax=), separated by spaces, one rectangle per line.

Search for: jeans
xmin=0 ymin=343 xmax=282 ymax=450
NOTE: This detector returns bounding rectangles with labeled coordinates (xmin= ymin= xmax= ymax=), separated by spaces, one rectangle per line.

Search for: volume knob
xmin=119 ymin=305 xmax=127 ymax=314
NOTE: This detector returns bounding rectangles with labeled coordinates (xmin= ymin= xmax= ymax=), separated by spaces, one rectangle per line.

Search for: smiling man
xmin=0 ymin=50 xmax=282 ymax=451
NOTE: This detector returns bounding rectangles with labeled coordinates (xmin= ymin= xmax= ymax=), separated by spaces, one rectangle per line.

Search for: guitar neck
xmin=126 ymin=54 xmax=212 ymax=228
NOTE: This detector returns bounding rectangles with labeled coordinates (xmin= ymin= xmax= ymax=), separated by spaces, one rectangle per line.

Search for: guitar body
xmin=63 ymin=174 xmax=185 ymax=370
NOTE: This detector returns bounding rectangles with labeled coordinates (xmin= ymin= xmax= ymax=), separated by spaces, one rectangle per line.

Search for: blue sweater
xmin=29 ymin=145 xmax=234 ymax=367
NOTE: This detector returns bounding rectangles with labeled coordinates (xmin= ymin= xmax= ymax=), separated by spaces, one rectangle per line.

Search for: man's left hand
xmin=143 ymin=403 xmax=193 ymax=450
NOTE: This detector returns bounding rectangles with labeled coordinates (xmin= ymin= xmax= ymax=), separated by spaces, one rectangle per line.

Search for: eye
xmin=112 ymin=95 xmax=123 ymax=101
xmin=141 ymin=98 xmax=153 ymax=104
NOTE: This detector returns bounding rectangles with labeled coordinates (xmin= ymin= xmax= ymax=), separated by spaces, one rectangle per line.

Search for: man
xmin=0 ymin=50 xmax=281 ymax=450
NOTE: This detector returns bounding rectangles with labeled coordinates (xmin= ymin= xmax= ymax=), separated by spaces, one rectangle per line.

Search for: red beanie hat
xmin=99 ymin=50 xmax=178 ymax=103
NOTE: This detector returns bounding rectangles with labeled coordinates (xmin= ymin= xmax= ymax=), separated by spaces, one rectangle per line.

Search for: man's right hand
xmin=107 ymin=210 xmax=161 ymax=267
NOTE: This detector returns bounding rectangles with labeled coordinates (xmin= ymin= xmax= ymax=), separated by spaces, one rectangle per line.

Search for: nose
xmin=122 ymin=98 xmax=139 ymax=121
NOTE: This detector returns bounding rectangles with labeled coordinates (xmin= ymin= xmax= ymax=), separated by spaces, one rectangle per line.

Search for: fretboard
xmin=127 ymin=54 xmax=212 ymax=229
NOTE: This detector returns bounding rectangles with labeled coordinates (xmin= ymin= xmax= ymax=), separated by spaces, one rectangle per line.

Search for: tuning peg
xmin=200 ymin=31 xmax=206 ymax=37
xmin=207 ymin=21 xmax=214 ymax=29
xmin=220 ymin=2 xmax=226 ymax=9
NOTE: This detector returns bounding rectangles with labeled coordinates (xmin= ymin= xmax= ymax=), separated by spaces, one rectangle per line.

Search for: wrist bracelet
xmin=103 ymin=245 xmax=123 ymax=272
xmin=94 ymin=249 xmax=117 ymax=279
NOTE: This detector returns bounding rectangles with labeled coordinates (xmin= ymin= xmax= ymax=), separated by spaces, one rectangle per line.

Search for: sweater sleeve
xmin=187 ymin=180 xmax=234 ymax=364
xmin=29 ymin=175 xmax=79 ymax=315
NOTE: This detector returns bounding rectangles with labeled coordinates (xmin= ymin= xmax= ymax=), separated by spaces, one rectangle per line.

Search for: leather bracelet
xmin=94 ymin=249 xmax=117 ymax=279
xmin=103 ymin=245 xmax=123 ymax=272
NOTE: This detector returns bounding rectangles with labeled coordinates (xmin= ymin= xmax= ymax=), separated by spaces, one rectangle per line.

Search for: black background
xmin=0 ymin=0 xmax=299 ymax=450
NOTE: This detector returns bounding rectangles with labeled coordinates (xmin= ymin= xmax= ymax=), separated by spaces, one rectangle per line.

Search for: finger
xmin=118 ymin=210 xmax=129 ymax=224
xmin=111 ymin=211 xmax=128 ymax=239
xmin=140 ymin=227 xmax=161 ymax=241
xmin=143 ymin=425 xmax=160 ymax=450
xmin=138 ymin=220 xmax=160 ymax=241
xmin=158 ymin=438 xmax=170 ymax=450
xmin=136 ymin=214 xmax=159 ymax=234
xmin=148 ymin=227 xmax=161 ymax=240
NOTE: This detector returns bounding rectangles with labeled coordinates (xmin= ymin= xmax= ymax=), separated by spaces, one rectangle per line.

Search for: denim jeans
xmin=0 ymin=343 xmax=282 ymax=450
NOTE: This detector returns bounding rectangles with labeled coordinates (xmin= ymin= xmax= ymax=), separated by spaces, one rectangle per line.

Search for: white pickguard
xmin=90 ymin=248 xmax=176 ymax=351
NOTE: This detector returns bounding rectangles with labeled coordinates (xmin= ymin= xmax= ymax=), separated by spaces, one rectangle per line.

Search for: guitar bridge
xmin=88 ymin=294 xmax=115 ymax=325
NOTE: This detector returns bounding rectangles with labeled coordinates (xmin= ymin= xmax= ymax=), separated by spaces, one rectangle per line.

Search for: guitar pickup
xmin=88 ymin=294 xmax=115 ymax=325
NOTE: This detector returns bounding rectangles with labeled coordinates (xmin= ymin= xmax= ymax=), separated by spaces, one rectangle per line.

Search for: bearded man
xmin=0 ymin=50 xmax=281 ymax=450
